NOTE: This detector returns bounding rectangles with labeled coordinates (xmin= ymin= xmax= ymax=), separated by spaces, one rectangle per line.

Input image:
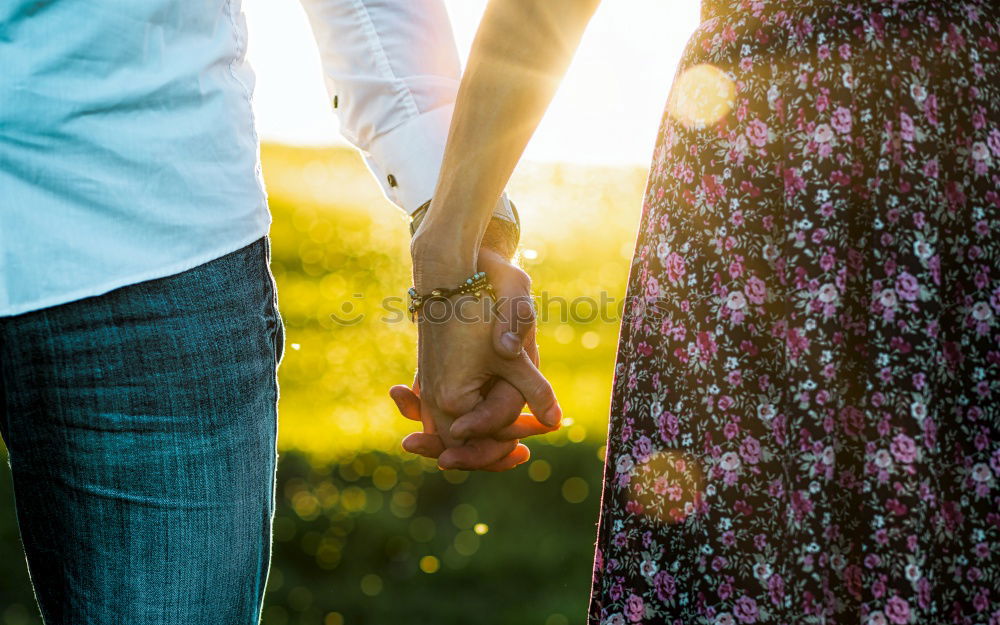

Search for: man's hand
xmin=393 ymin=247 xmax=560 ymax=470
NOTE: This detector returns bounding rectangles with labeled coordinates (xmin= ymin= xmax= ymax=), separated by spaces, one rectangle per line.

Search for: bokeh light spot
xmin=340 ymin=486 xmax=366 ymax=512
xmin=287 ymin=586 xmax=313 ymax=612
xmin=568 ymin=424 xmax=587 ymax=443
xmin=291 ymin=491 xmax=320 ymax=521
xmin=546 ymin=614 xmax=570 ymax=625
xmin=324 ymin=612 xmax=344 ymax=625
xmin=667 ymin=63 xmax=736 ymax=128
xmin=372 ymin=465 xmax=397 ymax=491
xmin=451 ymin=503 xmax=478 ymax=529
xmin=390 ymin=490 xmax=416 ymax=518
xmin=473 ymin=522 xmax=489 ymax=535
xmin=360 ymin=573 xmax=383 ymax=596
xmin=554 ymin=325 xmax=575 ymax=344
xmin=561 ymin=477 xmax=589 ymax=503
xmin=528 ymin=460 xmax=552 ymax=482
xmin=419 ymin=555 xmax=440 ymax=574
xmin=453 ymin=530 xmax=480 ymax=556
xmin=442 ymin=470 xmax=469 ymax=484
xmin=581 ymin=331 xmax=601 ymax=349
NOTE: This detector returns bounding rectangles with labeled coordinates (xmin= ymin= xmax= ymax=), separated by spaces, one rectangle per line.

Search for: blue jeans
xmin=0 ymin=238 xmax=282 ymax=624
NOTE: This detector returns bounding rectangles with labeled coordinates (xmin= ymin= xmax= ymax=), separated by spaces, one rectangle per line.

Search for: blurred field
xmin=0 ymin=143 xmax=648 ymax=625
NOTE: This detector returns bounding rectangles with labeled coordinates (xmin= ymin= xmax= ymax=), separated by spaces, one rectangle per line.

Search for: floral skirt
xmin=589 ymin=2 xmax=1000 ymax=624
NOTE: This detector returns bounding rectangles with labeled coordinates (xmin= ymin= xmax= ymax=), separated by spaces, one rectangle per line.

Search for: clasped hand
xmin=390 ymin=247 xmax=561 ymax=471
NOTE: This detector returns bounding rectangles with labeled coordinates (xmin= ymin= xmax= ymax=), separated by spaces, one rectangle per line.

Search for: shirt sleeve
xmin=298 ymin=0 xmax=461 ymax=214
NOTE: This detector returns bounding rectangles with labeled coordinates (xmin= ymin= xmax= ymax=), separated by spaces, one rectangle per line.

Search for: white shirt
xmin=0 ymin=0 xmax=509 ymax=316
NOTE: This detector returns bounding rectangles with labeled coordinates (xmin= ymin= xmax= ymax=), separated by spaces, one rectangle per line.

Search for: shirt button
xmin=333 ymin=95 xmax=339 ymax=108
xmin=387 ymin=174 xmax=398 ymax=187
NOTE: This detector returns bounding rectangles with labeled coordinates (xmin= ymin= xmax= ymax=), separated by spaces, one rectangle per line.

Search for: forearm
xmin=412 ymin=0 xmax=600 ymax=283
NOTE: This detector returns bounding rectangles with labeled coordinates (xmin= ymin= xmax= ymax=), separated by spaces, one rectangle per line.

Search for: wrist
xmin=410 ymin=227 xmax=478 ymax=291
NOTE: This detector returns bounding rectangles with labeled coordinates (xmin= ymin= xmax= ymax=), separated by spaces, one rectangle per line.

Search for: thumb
xmin=492 ymin=293 xmax=536 ymax=359
xmin=496 ymin=356 xmax=561 ymax=428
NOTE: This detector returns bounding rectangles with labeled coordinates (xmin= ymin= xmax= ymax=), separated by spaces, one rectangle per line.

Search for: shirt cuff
xmin=363 ymin=105 xmax=518 ymax=225
xmin=363 ymin=104 xmax=453 ymax=215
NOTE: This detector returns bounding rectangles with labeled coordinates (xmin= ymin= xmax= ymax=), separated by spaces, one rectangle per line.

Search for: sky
xmin=244 ymin=1 xmax=701 ymax=166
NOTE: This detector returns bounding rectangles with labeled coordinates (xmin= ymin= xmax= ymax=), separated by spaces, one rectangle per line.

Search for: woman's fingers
xmin=495 ymin=355 xmax=562 ymax=428
xmin=481 ymin=444 xmax=531 ymax=471
xmin=438 ymin=437 xmax=518 ymax=470
xmin=494 ymin=413 xmax=560 ymax=440
xmin=389 ymin=385 xmax=421 ymax=421
xmin=402 ymin=432 xmax=445 ymax=458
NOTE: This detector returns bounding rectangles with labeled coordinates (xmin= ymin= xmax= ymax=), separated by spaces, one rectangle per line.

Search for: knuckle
xmin=435 ymin=388 xmax=470 ymax=415
xmin=512 ymin=268 xmax=532 ymax=291
xmin=532 ymin=380 xmax=555 ymax=405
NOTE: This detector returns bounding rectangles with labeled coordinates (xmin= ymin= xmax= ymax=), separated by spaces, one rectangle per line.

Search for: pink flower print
xmin=653 ymin=571 xmax=677 ymax=602
xmin=867 ymin=612 xmax=888 ymax=625
xmin=971 ymin=463 xmax=992 ymax=483
xmin=814 ymin=123 xmax=834 ymax=143
xmin=745 ymin=277 xmax=767 ymax=305
xmin=988 ymin=128 xmax=1000 ymax=157
xmin=666 ymin=483 xmax=683 ymax=501
xmin=734 ymin=596 xmax=759 ymax=624
xmin=747 ymin=119 xmax=769 ymax=147
xmin=838 ymin=43 xmax=851 ymax=59
xmin=633 ymin=435 xmax=653 ymax=462
xmin=665 ymin=252 xmax=686 ymax=283
xmin=720 ymin=451 xmax=742 ymax=472
xmin=922 ymin=159 xmax=939 ymax=178
xmin=726 ymin=291 xmax=747 ymax=310
xmin=626 ymin=594 xmax=644 ymax=622
xmin=895 ymin=272 xmax=920 ymax=302
xmin=783 ymin=167 xmax=805 ymax=198
xmin=885 ymin=596 xmax=910 ymax=624
xmin=900 ymin=112 xmax=915 ymax=142
xmin=697 ymin=331 xmax=718 ymax=362
xmin=739 ymin=437 xmax=761 ymax=464
xmin=925 ymin=94 xmax=939 ymax=125
xmin=831 ymin=106 xmax=852 ymax=134
xmin=972 ymin=141 xmax=991 ymax=162
xmin=645 ymin=275 xmax=661 ymax=300
xmin=729 ymin=258 xmax=745 ymax=278
xmin=890 ymin=433 xmax=917 ymax=464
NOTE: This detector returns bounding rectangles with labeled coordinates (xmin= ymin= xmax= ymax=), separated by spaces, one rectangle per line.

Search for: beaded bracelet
xmin=407 ymin=271 xmax=496 ymax=320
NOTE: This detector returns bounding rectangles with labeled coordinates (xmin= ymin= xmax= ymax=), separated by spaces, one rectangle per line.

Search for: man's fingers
xmin=494 ymin=413 xmax=560 ymax=440
xmin=449 ymin=380 xmax=524 ymax=439
xmin=402 ymin=432 xmax=445 ymax=458
xmin=481 ymin=444 xmax=531 ymax=472
xmin=438 ymin=438 xmax=517 ymax=471
xmin=496 ymin=356 xmax=561 ymax=428
xmin=389 ymin=385 xmax=421 ymax=422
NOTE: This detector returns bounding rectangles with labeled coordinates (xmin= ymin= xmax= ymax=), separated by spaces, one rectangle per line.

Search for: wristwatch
xmin=409 ymin=196 xmax=520 ymax=261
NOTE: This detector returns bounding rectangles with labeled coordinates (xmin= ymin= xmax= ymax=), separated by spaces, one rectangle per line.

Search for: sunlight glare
xmin=667 ymin=64 xmax=736 ymax=128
